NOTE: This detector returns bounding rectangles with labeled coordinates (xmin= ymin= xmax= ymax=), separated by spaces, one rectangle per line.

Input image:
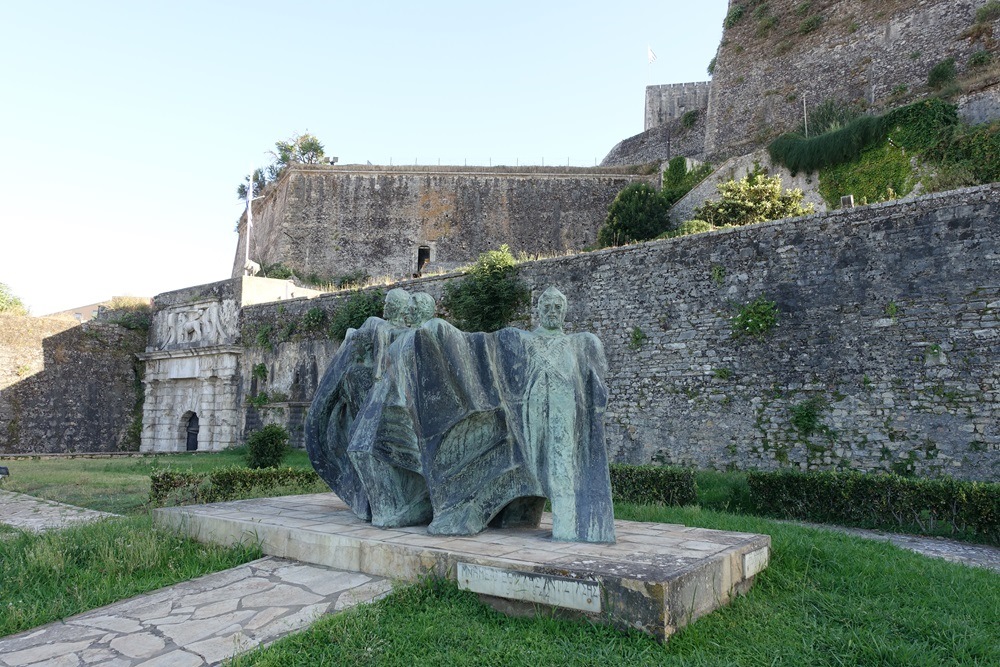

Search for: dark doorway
xmin=186 ymin=413 xmax=199 ymax=451
xmin=416 ymin=246 xmax=431 ymax=274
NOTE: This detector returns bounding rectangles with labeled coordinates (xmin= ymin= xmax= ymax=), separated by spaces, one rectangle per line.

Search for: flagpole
xmin=245 ymin=167 xmax=253 ymax=271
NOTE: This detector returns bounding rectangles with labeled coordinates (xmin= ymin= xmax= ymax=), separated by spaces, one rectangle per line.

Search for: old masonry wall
xmin=236 ymin=184 xmax=999 ymax=481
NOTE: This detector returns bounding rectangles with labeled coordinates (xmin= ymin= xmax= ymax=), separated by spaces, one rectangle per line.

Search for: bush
xmin=149 ymin=466 xmax=323 ymax=506
xmin=657 ymin=219 xmax=715 ymax=239
xmin=261 ymin=263 xmax=294 ymax=280
xmin=329 ymin=289 xmax=385 ymax=341
xmin=300 ymin=307 xmax=327 ymax=333
xmin=746 ymin=469 xmax=1000 ymax=545
xmin=968 ymin=49 xmax=993 ymax=70
xmin=927 ymin=57 xmax=957 ymax=90
xmin=731 ymin=295 xmax=779 ymax=340
xmin=245 ymin=424 xmax=291 ymax=469
xmin=0 ymin=282 xmax=28 ymax=315
xmin=976 ymin=0 xmax=1000 ymax=23
xmin=609 ymin=465 xmax=698 ymax=506
xmin=694 ymin=171 xmax=813 ymax=227
xmin=442 ymin=245 xmax=530 ymax=333
xmin=597 ymin=182 xmax=671 ymax=247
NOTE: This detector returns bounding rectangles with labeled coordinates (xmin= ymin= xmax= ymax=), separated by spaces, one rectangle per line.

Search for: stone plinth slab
xmin=154 ymin=493 xmax=770 ymax=641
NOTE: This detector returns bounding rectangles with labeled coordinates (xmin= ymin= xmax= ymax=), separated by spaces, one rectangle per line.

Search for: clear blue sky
xmin=1 ymin=1 xmax=727 ymax=315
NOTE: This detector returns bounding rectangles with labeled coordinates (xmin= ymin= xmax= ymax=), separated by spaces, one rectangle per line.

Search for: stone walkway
xmin=796 ymin=522 xmax=1000 ymax=573
xmin=0 ymin=490 xmax=117 ymax=532
xmin=0 ymin=557 xmax=392 ymax=667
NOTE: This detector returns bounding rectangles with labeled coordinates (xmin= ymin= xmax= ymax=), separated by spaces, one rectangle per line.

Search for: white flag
xmin=647 ymin=46 xmax=657 ymax=64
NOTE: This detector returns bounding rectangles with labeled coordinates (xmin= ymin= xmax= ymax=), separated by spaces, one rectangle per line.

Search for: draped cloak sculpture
xmin=304 ymin=286 xmax=615 ymax=543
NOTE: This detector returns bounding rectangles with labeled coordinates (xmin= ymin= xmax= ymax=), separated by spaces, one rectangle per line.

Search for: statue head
xmin=383 ymin=289 xmax=412 ymax=328
xmin=537 ymin=286 xmax=567 ymax=332
xmin=410 ymin=292 xmax=436 ymax=326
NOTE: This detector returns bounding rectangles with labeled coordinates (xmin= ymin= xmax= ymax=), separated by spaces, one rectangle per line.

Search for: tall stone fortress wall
xmin=231 ymin=184 xmax=999 ymax=481
xmin=621 ymin=0 xmax=999 ymax=166
xmin=232 ymin=165 xmax=655 ymax=282
xmin=704 ymin=0 xmax=997 ymax=159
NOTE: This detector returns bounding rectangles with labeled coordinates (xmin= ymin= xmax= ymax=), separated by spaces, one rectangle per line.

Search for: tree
xmin=597 ymin=182 xmax=670 ymax=248
xmin=236 ymin=132 xmax=327 ymax=200
xmin=442 ymin=245 xmax=530 ymax=333
xmin=693 ymin=171 xmax=814 ymax=228
xmin=0 ymin=282 xmax=27 ymax=315
xmin=236 ymin=168 xmax=268 ymax=200
xmin=272 ymin=133 xmax=325 ymax=168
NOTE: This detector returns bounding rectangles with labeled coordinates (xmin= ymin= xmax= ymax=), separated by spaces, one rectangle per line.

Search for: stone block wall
xmin=238 ymin=184 xmax=999 ymax=480
xmin=231 ymin=165 xmax=656 ymax=283
xmin=0 ymin=315 xmax=146 ymax=453
xmin=645 ymin=82 xmax=712 ymax=131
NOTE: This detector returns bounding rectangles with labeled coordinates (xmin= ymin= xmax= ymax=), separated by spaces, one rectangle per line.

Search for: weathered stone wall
xmin=704 ymin=0 xmax=998 ymax=159
xmin=645 ymin=82 xmax=712 ymax=131
xmin=601 ymin=114 xmax=708 ymax=167
xmin=231 ymin=165 xmax=656 ymax=283
xmin=237 ymin=184 xmax=1000 ymax=480
xmin=0 ymin=315 xmax=146 ymax=453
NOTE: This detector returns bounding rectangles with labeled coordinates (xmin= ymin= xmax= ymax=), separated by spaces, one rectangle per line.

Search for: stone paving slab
xmin=155 ymin=493 xmax=772 ymax=641
xmin=0 ymin=557 xmax=392 ymax=667
xmin=0 ymin=490 xmax=117 ymax=532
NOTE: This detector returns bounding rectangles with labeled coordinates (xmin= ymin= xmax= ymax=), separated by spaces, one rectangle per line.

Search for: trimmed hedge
xmin=152 ymin=464 xmax=700 ymax=510
xmin=609 ymin=465 xmax=698 ymax=506
xmin=150 ymin=466 xmax=322 ymax=506
xmin=747 ymin=469 xmax=1000 ymax=545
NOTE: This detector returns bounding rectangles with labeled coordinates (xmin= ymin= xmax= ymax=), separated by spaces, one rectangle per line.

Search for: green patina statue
xmin=305 ymin=286 xmax=615 ymax=543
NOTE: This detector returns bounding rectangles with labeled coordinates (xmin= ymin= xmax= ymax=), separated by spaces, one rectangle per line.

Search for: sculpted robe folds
xmin=306 ymin=303 xmax=616 ymax=544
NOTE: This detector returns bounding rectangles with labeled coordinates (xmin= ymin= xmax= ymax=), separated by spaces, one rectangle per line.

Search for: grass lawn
xmin=0 ymin=514 xmax=261 ymax=637
xmin=0 ymin=450 xmax=314 ymax=514
xmin=231 ymin=504 xmax=1000 ymax=667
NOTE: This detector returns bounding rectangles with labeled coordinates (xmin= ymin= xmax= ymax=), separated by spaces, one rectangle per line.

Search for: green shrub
xmin=746 ymin=469 xmax=1000 ymax=545
xmin=681 ymin=110 xmax=699 ymax=129
xmin=799 ymin=14 xmax=823 ymax=34
xmin=724 ymin=4 xmax=745 ymax=28
xmin=818 ymin=142 xmax=915 ymax=208
xmin=976 ymin=0 xmax=1000 ymax=23
xmin=694 ymin=171 xmax=813 ymax=227
xmin=300 ymin=307 xmax=327 ymax=333
xmin=251 ymin=363 xmax=268 ymax=381
xmin=245 ymin=423 xmax=290 ymax=469
xmin=597 ymin=182 xmax=671 ymax=247
xmin=657 ymin=219 xmax=715 ymax=239
xmin=768 ymin=115 xmax=887 ymax=174
xmin=789 ymin=396 xmax=829 ymax=437
xmin=329 ymin=289 xmax=385 ymax=341
xmin=261 ymin=263 xmax=294 ymax=280
xmin=927 ymin=57 xmax=957 ymax=89
xmin=149 ymin=466 xmax=323 ymax=506
xmin=968 ymin=49 xmax=993 ymax=70
xmin=707 ymin=56 xmax=717 ymax=75
xmin=609 ymin=465 xmax=698 ymax=506
xmin=442 ymin=245 xmax=530 ymax=333
xmin=0 ymin=283 xmax=28 ymax=315
xmin=731 ymin=295 xmax=778 ymax=340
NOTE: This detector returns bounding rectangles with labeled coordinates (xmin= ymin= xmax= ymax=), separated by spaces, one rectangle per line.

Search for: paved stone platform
xmin=155 ymin=493 xmax=771 ymax=641
xmin=0 ymin=556 xmax=392 ymax=667
xmin=0 ymin=490 xmax=116 ymax=532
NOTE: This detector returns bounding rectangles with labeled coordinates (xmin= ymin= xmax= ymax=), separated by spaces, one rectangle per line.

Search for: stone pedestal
xmin=154 ymin=493 xmax=771 ymax=642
